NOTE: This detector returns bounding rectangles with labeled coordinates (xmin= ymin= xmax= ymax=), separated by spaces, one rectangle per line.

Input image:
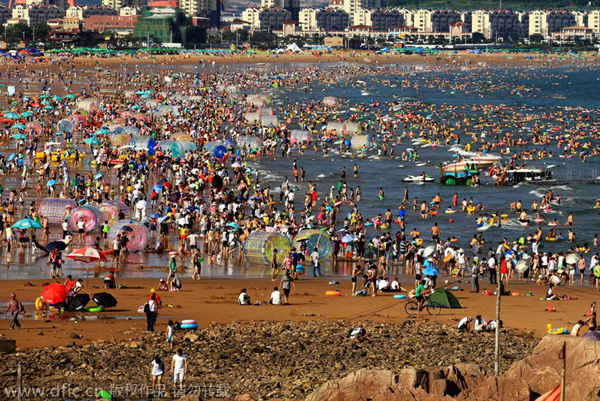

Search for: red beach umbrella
xmin=67 ymin=247 xmax=108 ymax=263
xmin=41 ymin=283 xmax=68 ymax=305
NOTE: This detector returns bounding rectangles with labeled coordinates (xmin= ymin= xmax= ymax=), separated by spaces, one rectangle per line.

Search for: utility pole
xmin=560 ymin=342 xmax=566 ymax=401
xmin=494 ymin=263 xmax=501 ymax=376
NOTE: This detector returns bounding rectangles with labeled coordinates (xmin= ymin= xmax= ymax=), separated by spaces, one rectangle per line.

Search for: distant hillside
xmin=386 ymin=0 xmax=598 ymax=9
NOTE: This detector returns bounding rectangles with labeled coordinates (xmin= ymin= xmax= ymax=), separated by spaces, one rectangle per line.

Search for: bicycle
xmin=405 ymin=295 xmax=441 ymax=316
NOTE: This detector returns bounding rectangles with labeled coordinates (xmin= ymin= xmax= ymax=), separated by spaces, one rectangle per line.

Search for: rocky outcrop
xmin=308 ymin=335 xmax=600 ymax=401
xmin=306 ymin=364 xmax=487 ymax=401
xmin=470 ymin=335 xmax=600 ymax=400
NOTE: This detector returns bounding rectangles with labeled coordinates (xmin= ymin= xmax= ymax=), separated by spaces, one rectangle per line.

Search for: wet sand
xmin=1 ymin=276 xmax=597 ymax=350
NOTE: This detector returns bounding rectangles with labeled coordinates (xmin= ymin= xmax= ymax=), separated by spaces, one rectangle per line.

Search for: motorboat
xmin=403 ymin=174 xmax=434 ymax=183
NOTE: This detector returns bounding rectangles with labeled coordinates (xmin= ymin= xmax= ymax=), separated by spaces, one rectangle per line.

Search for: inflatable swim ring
xmin=445 ymin=210 xmax=456 ymax=214
xmin=414 ymin=238 xmax=423 ymax=246
xmin=545 ymin=237 xmax=557 ymax=241
xmin=380 ymin=225 xmax=388 ymax=229
xmin=449 ymin=238 xmax=459 ymax=242
xmin=85 ymin=306 xmax=103 ymax=313
xmin=326 ymin=291 xmax=341 ymax=297
xmin=393 ymin=294 xmax=407 ymax=299
xmin=364 ymin=222 xmax=374 ymax=226
xmin=35 ymin=297 xmax=44 ymax=311
xmin=182 ymin=319 xmax=197 ymax=325
xmin=180 ymin=323 xmax=198 ymax=330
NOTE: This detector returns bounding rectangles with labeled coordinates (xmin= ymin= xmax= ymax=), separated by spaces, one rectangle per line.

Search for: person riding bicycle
xmin=415 ymin=280 xmax=430 ymax=314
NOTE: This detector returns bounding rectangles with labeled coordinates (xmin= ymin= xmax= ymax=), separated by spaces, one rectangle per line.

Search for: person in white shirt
xmin=487 ymin=320 xmax=502 ymax=332
xmin=378 ymin=277 xmax=390 ymax=292
xmin=473 ymin=315 xmax=487 ymax=332
xmin=310 ymin=247 xmax=322 ymax=277
xmin=151 ymin=356 xmax=164 ymax=394
xmin=269 ymin=287 xmax=282 ymax=305
xmin=171 ymin=349 xmax=188 ymax=391
xmin=458 ymin=317 xmax=473 ymax=332
xmin=238 ymin=288 xmax=250 ymax=305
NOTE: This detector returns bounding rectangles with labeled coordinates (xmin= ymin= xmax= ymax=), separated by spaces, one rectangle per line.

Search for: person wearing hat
xmin=457 ymin=317 xmax=473 ymax=332
xmin=104 ymin=268 xmax=116 ymax=289
xmin=5 ymin=292 xmax=25 ymax=330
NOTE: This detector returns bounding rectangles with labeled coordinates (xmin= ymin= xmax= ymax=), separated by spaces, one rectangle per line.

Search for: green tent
xmin=430 ymin=289 xmax=462 ymax=309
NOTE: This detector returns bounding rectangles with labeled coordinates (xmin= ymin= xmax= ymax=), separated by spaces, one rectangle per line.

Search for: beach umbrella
xmin=95 ymin=128 xmax=109 ymax=135
xmin=39 ymin=94 xmax=51 ymax=99
xmin=12 ymin=218 xmax=43 ymax=230
xmin=67 ymin=293 xmax=90 ymax=312
xmin=67 ymin=247 xmax=108 ymax=263
xmin=46 ymin=240 xmax=68 ymax=252
xmin=231 ymin=162 xmax=241 ymax=168
xmin=423 ymin=242 xmax=437 ymax=258
xmin=157 ymin=216 xmax=169 ymax=225
xmin=4 ymin=112 xmax=19 ymax=119
xmin=565 ymin=253 xmax=580 ymax=265
xmin=43 ymin=105 xmax=54 ymax=111
xmin=46 ymin=180 xmax=58 ymax=187
xmin=41 ymin=283 xmax=68 ymax=305
xmin=52 ymin=95 xmax=63 ymax=101
xmin=341 ymin=234 xmax=355 ymax=243
xmin=295 ymin=235 xmax=310 ymax=242
xmin=11 ymin=133 xmax=27 ymax=140
xmin=150 ymin=213 xmax=161 ymax=219
xmin=92 ymin=292 xmax=117 ymax=308
xmin=94 ymin=172 xmax=104 ymax=180
xmin=84 ymin=137 xmax=101 ymax=145
xmin=225 ymin=222 xmax=238 ymax=231
xmin=422 ymin=267 xmax=440 ymax=276
xmin=11 ymin=123 xmax=26 ymax=129
xmin=20 ymin=111 xmax=33 ymax=118
xmin=65 ymin=94 xmax=78 ymax=99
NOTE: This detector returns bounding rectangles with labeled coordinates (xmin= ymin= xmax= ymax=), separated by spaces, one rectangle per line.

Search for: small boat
xmin=402 ymin=175 xmax=434 ymax=183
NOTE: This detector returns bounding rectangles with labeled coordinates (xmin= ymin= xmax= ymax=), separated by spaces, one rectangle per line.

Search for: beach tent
xmin=285 ymin=43 xmax=304 ymax=54
xmin=430 ymin=289 xmax=462 ymax=309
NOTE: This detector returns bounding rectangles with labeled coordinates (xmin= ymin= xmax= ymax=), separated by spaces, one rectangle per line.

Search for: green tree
xmin=33 ymin=23 xmax=51 ymax=42
xmin=530 ymin=33 xmax=544 ymax=43
xmin=8 ymin=23 xmax=32 ymax=41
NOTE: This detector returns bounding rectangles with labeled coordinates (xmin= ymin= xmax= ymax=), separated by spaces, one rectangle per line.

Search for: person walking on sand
xmin=171 ymin=348 xmax=188 ymax=392
xmin=271 ymin=248 xmax=280 ymax=281
xmin=5 ymin=292 xmax=25 ymax=330
xmin=151 ymin=356 xmax=165 ymax=396
xmin=311 ymin=247 xmax=323 ymax=277
xmin=280 ymin=271 xmax=296 ymax=305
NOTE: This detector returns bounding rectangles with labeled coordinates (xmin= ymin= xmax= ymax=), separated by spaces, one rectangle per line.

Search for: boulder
xmin=467 ymin=336 xmax=600 ymax=400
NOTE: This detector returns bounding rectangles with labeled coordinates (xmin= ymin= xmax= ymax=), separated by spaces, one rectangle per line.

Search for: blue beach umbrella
xmin=12 ymin=218 xmax=43 ymax=229
xmin=422 ymin=267 xmax=440 ymax=276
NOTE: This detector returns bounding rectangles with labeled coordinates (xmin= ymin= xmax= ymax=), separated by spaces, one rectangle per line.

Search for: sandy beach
xmin=1 ymin=275 xmax=597 ymax=351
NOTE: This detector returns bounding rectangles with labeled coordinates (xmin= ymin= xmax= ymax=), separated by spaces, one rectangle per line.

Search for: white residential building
xmin=299 ymin=8 xmax=318 ymax=31
xmin=241 ymin=7 xmax=261 ymax=29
